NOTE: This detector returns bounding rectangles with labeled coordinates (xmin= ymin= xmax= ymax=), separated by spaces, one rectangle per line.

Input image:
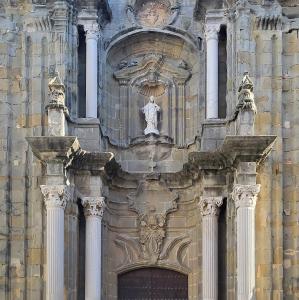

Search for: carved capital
xmin=40 ymin=185 xmax=70 ymax=210
xmin=85 ymin=23 xmax=99 ymax=41
xmin=232 ymin=184 xmax=261 ymax=209
xmin=205 ymin=24 xmax=220 ymax=41
xmin=82 ymin=197 xmax=105 ymax=218
xmin=199 ymin=196 xmax=223 ymax=217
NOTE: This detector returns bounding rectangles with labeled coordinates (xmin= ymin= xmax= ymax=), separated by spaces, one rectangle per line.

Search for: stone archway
xmin=118 ymin=267 xmax=188 ymax=299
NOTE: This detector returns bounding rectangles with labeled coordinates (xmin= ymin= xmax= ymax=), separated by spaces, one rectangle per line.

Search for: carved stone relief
xmin=126 ymin=0 xmax=180 ymax=28
xmin=127 ymin=180 xmax=178 ymax=263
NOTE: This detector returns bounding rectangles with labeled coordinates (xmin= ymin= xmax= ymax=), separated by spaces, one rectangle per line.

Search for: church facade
xmin=0 ymin=0 xmax=298 ymax=299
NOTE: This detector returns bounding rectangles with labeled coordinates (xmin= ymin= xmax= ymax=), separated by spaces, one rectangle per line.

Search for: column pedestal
xmin=232 ymin=184 xmax=260 ymax=300
xmin=40 ymin=185 xmax=69 ymax=300
xmin=82 ymin=197 xmax=106 ymax=300
xmin=199 ymin=196 xmax=223 ymax=300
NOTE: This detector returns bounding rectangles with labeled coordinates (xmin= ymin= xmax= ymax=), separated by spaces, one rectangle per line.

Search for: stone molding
xmin=40 ymin=185 xmax=70 ymax=209
xmin=232 ymin=184 xmax=261 ymax=209
xmin=199 ymin=196 xmax=223 ymax=216
xmin=82 ymin=197 xmax=106 ymax=218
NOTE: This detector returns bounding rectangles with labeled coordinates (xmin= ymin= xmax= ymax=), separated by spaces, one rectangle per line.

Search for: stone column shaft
xmin=82 ymin=197 xmax=105 ymax=300
xmin=86 ymin=27 xmax=98 ymax=118
xmin=233 ymin=184 xmax=260 ymax=300
xmin=41 ymin=185 xmax=69 ymax=300
xmin=199 ymin=196 xmax=223 ymax=300
xmin=206 ymin=25 xmax=219 ymax=119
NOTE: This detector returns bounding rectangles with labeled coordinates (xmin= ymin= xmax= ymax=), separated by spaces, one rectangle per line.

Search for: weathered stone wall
xmin=0 ymin=0 xmax=298 ymax=299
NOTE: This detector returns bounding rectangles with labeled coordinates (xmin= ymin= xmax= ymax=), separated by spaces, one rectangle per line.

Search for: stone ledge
xmin=26 ymin=136 xmax=80 ymax=163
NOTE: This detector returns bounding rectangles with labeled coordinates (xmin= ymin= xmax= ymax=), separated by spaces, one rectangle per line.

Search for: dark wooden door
xmin=118 ymin=268 xmax=188 ymax=300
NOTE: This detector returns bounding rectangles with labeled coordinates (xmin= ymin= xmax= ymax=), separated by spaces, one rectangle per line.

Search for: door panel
xmin=118 ymin=268 xmax=188 ymax=300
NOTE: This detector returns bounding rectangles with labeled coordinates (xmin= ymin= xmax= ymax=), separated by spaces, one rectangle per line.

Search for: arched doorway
xmin=118 ymin=267 xmax=188 ymax=299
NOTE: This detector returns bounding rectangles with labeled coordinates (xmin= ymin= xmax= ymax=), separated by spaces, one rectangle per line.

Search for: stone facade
xmin=0 ymin=0 xmax=298 ymax=299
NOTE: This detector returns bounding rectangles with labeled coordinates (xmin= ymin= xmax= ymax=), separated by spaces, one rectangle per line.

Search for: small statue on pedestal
xmin=142 ymin=96 xmax=161 ymax=135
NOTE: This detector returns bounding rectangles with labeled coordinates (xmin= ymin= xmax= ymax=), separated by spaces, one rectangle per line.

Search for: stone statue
xmin=142 ymin=96 xmax=161 ymax=135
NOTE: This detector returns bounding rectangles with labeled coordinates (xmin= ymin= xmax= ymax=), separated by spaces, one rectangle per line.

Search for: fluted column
xmin=40 ymin=185 xmax=70 ymax=300
xmin=206 ymin=24 xmax=219 ymax=119
xmin=199 ymin=196 xmax=223 ymax=300
xmin=85 ymin=24 xmax=99 ymax=118
xmin=232 ymin=184 xmax=261 ymax=300
xmin=82 ymin=197 xmax=106 ymax=300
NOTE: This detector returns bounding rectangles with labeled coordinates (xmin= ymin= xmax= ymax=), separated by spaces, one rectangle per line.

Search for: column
xmin=206 ymin=24 xmax=219 ymax=119
xmin=85 ymin=24 xmax=98 ymax=118
xmin=40 ymin=185 xmax=69 ymax=300
xmin=82 ymin=197 xmax=106 ymax=300
xmin=199 ymin=196 xmax=223 ymax=300
xmin=232 ymin=184 xmax=261 ymax=300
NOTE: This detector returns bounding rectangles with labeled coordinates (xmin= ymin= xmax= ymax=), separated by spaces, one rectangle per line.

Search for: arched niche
xmin=102 ymin=30 xmax=203 ymax=148
xmin=118 ymin=267 xmax=188 ymax=299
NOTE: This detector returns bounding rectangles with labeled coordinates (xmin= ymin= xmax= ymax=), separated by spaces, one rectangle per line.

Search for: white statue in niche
xmin=142 ymin=96 xmax=161 ymax=135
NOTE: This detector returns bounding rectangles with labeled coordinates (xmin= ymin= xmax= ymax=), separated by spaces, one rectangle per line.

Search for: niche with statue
xmin=102 ymin=31 xmax=203 ymax=148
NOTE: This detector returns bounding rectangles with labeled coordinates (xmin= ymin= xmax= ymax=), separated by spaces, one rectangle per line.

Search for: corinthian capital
xmin=205 ymin=24 xmax=220 ymax=41
xmin=40 ymin=185 xmax=70 ymax=209
xmin=85 ymin=23 xmax=99 ymax=41
xmin=199 ymin=196 xmax=223 ymax=217
xmin=232 ymin=184 xmax=261 ymax=209
xmin=82 ymin=197 xmax=106 ymax=218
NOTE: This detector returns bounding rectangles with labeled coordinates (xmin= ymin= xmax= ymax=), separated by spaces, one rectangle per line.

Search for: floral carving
xmin=40 ymin=185 xmax=71 ymax=209
xmin=82 ymin=197 xmax=106 ymax=218
xmin=139 ymin=206 xmax=166 ymax=263
xmin=199 ymin=196 xmax=223 ymax=216
xmin=232 ymin=184 xmax=261 ymax=209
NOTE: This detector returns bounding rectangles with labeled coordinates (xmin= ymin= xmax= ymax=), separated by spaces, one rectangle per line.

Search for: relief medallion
xmin=127 ymin=0 xmax=180 ymax=28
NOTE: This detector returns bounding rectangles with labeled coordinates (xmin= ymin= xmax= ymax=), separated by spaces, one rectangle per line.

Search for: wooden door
xmin=118 ymin=268 xmax=188 ymax=300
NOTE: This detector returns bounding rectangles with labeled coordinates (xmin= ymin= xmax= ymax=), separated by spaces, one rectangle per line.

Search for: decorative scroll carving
xmin=40 ymin=185 xmax=71 ymax=209
xmin=232 ymin=184 xmax=261 ymax=209
xmin=82 ymin=197 xmax=106 ymax=218
xmin=128 ymin=180 xmax=178 ymax=263
xmin=199 ymin=196 xmax=223 ymax=216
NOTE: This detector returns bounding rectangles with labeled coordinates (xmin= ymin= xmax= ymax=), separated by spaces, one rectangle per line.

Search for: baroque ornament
xmin=40 ymin=185 xmax=70 ymax=209
xmin=127 ymin=180 xmax=178 ymax=263
xmin=139 ymin=206 xmax=166 ymax=263
xmin=236 ymin=72 xmax=257 ymax=114
xmin=232 ymin=184 xmax=261 ymax=209
xmin=48 ymin=72 xmax=65 ymax=107
xmin=127 ymin=0 xmax=180 ymax=28
xmin=199 ymin=196 xmax=223 ymax=216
